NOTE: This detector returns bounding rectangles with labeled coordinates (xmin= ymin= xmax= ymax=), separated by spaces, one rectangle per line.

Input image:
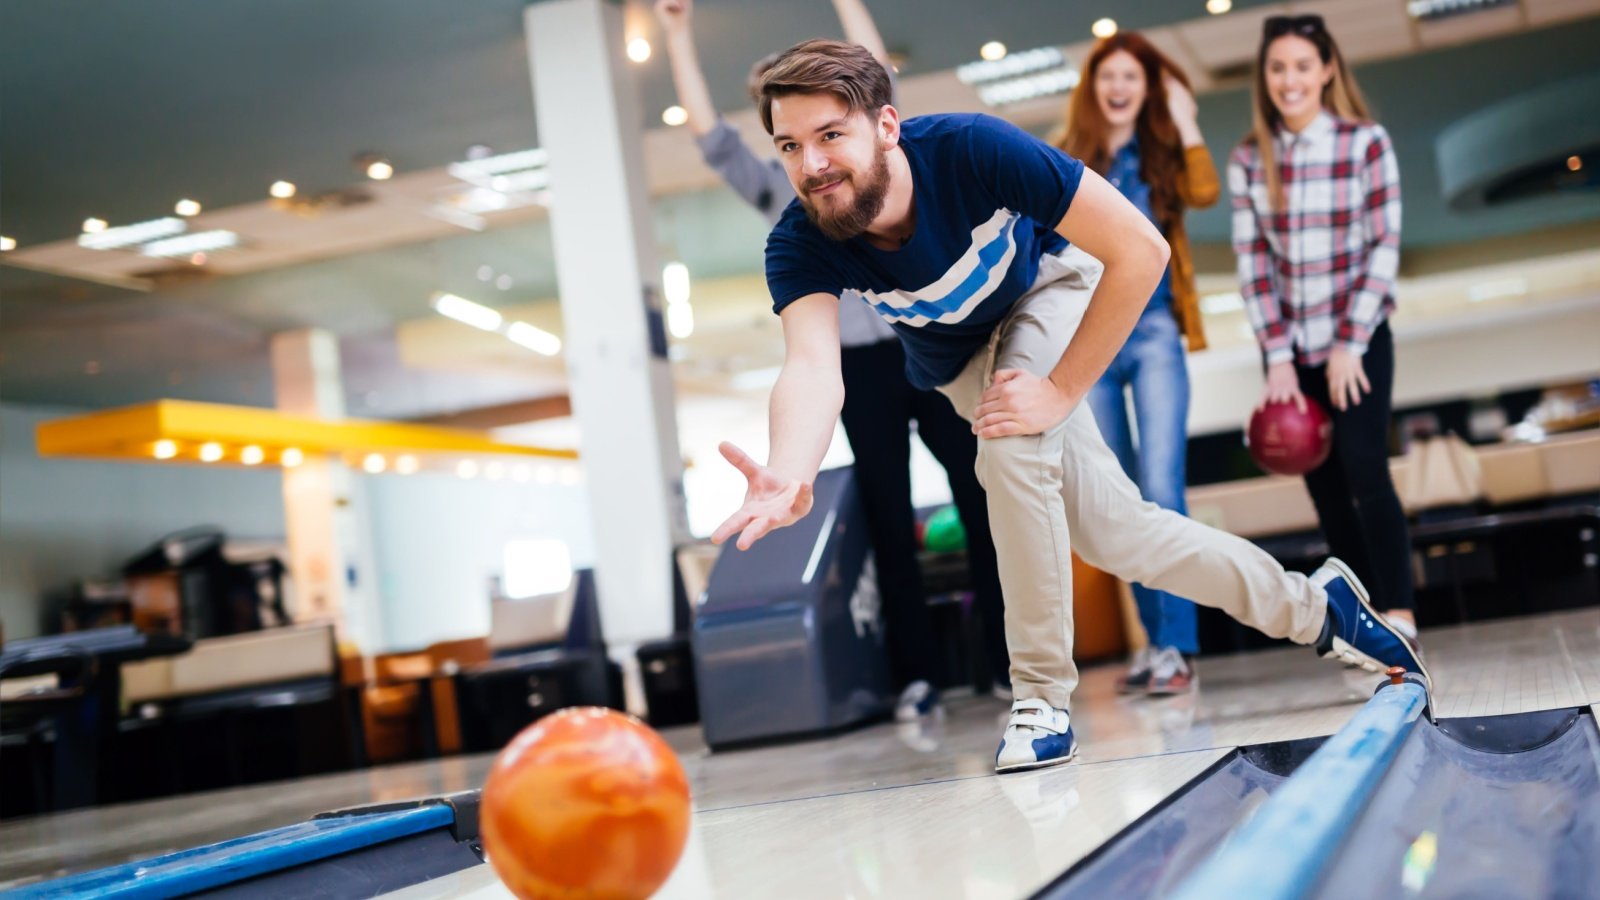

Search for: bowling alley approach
xmin=3 ymin=1 xmax=1599 ymax=898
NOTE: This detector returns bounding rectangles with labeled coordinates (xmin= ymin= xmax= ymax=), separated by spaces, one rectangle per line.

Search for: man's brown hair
xmin=757 ymin=39 xmax=893 ymax=135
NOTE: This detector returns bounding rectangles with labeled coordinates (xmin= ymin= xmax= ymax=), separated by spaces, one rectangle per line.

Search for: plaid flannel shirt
xmin=1228 ymin=112 xmax=1401 ymax=366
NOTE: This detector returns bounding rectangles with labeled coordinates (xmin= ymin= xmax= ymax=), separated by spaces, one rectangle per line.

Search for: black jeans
xmin=1294 ymin=322 xmax=1414 ymax=611
xmin=839 ymin=339 xmax=1008 ymax=689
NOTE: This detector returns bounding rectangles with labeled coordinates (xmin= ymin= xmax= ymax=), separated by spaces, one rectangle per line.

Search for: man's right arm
xmin=655 ymin=0 xmax=718 ymax=137
xmin=767 ymin=292 xmax=845 ymax=485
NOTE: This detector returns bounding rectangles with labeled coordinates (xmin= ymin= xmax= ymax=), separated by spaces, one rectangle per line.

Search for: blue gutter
xmin=1169 ymin=681 xmax=1428 ymax=900
xmin=5 ymin=804 xmax=454 ymax=899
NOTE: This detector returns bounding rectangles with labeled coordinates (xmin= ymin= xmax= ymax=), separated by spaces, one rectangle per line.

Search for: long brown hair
xmin=1056 ymin=33 xmax=1191 ymax=237
xmin=1248 ymin=15 xmax=1373 ymax=211
xmin=757 ymin=39 xmax=893 ymax=135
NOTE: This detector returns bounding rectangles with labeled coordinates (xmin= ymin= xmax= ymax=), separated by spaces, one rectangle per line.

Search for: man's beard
xmin=801 ymin=147 xmax=890 ymax=242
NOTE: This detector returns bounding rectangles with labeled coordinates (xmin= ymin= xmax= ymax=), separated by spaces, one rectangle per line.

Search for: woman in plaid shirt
xmin=1228 ymin=15 xmax=1418 ymax=641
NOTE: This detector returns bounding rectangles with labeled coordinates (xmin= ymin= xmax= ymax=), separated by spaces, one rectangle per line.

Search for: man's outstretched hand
xmin=710 ymin=442 xmax=813 ymax=551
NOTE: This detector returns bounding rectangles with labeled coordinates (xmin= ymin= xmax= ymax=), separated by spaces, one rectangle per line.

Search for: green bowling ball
xmin=922 ymin=505 xmax=966 ymax=553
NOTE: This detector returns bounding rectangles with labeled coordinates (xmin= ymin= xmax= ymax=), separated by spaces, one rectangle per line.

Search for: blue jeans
xmin=1085 ymin=305 xmax=1199 ymax=654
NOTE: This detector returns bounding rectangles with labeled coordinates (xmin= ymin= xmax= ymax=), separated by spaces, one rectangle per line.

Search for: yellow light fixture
xmin=82 ymin=218 xmax=108 ymax=234
xmin=0 ymin=236 xmax=15 ymax=252
xmin=175 ymin=198 xmax=202 ymax=217
xmin=199 ymin=442 xmax=224 ymax=463
xmin=1092 ymin=17 xmax=1117 ymax=38
xmin=241 ymin=445 xmax=265 ymax=465
xmin=1206 ymin=0 xmax=1231 ymax=14
xmin=366 ymin=159 xmax=394 ymax=180
xmin=270 ymin=180 xmax=297 ymax=199
xmin=980 ymin=41 xmax=1007 ymax=61
xmin=37 ymin=400 xmax=575 ymax=464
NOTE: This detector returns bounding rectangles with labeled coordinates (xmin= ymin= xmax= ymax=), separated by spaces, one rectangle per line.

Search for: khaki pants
xmin=937 ymin=251 xmax=1327 ymax=708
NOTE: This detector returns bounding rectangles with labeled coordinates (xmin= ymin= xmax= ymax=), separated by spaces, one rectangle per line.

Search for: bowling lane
xmin=6 ymin=609 xmax=1597 ymax=894
xmin=382 ymin=748 xmax=1233 ymax=900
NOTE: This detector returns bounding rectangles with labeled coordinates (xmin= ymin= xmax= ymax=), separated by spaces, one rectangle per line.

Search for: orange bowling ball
xmin=480 ymin=707 xmax=691 ymax=900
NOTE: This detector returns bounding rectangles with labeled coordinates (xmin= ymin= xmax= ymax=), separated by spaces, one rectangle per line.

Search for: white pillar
xmin=525 ymin=0 xmax=691 ymax=709
xmin=271 ymin=329 xmax=384 ymax=654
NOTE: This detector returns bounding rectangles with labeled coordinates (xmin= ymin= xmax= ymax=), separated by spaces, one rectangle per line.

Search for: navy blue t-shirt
xmin=765 ymin=113 xmax=1085 ymax=389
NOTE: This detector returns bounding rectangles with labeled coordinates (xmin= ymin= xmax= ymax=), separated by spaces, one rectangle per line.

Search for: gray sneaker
xmin=1145 ymin=646 xmax=1195 ymax=696
xmin=1116 ymin=646 xmax=1157 ymax=694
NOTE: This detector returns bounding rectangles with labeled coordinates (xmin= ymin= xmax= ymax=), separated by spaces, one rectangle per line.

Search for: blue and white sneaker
xmin=995 ymin=698 xmax=1078 ymax=773
xmin=1313 ymin=558 xmax=1431 ymax=686
xmin=894 ymin=679 xmax=942 ymax=723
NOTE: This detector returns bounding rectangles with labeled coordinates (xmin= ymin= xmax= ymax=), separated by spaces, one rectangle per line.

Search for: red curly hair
xmin=1055 ymin=33 xmax=1193 ymax=236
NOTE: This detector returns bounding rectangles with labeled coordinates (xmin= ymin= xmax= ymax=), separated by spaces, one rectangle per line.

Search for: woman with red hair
xmin=1055 ymin=33 xmax=1218 ymax=695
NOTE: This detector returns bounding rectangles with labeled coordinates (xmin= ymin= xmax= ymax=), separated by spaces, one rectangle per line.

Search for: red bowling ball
xmin=1247 ymin=398 xmax=1333 ymax=476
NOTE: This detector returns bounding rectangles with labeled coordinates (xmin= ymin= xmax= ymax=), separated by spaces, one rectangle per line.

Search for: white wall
xmin=363 ymin=470 xmax=594 ymax=653
xmin=1187 ymin=295 xmax=1600 ymax=436
xmin=0 ymin=403 xmax=287 ymax=639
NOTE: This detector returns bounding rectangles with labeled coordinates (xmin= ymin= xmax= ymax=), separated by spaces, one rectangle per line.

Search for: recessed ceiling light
xmin=0 ymin=236 xmax=14 ymax=252
xmin=153 ymin=440 xmax=178 ymax=460
xmin=175 ymin=198 xmax=202 ymax=216
xmin=433 ymin=292 xmax=504 ymax=332
xmin=363 ymin=453 xmax=387 ymax=474
xmin=506 ymin=321 xmax=562 ymax=356
xmin=980 ymin=41 xmax=1007 ymax=61
xmin=199 ymin=442 xmax=224 ymax=463
xmin=141 ymin=230 xmax=237 ymax=258
xmin=281 ymin=447 xmax=305 ymax=467
xmin=241 ymin=445 xmax=265 ymax=466
xmin=78 ymin=217 xmax=187 ymax=251
xmin=82 ymin=218 xmax=108 ymax=234
xmin=662 ymin=105 xmax=689 ymax=126
xmin=270 ymin=180 xmax=297 ymax=199
xmin=1092 ymin=17 xmax=1118 ymax=38
xmin=1206 ymin=0 xmax=1231 ymax=14
xmin=627 ymin=38 xmax=651 ymax=62
xmin=366 ymin=159 xmax=394 ymax=180
xmin=662 ymin=262 xmax=691 ymax=305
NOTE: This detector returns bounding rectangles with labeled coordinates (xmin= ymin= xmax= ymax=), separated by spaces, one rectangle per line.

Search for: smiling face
xmin=1264 ymin=34 xmax=1333 ymax=127
xmin=1093 ymin=49 xmax=1147 ymax=132
xmin=769 ymin=91 xmax=895 ymax=241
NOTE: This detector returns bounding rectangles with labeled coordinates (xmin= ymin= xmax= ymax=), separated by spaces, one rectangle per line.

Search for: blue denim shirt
xmin=1106 ymin=137 xmax=1174 ymax=315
